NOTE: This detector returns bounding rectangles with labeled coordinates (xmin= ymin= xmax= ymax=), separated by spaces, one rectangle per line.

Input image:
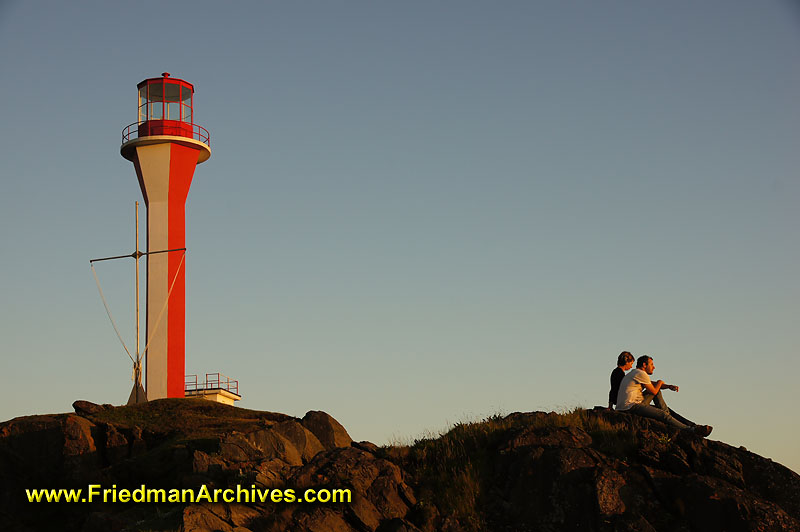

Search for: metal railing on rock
xmin=185 ymin=373 xmax=239 ymax=396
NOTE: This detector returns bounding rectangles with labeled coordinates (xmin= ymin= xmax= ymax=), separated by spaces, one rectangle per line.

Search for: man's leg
xmin=642 ymin=390 xmax=696 ymax=426
xmin=668 ymin=408 xmax=695 ymax=427
xmin=627 ymin=403 xmax=690 ymax=430
xmin=641 ymin=389 xmax=667 ymax=410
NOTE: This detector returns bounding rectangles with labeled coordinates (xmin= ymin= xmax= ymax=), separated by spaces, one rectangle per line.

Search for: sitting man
xmin=608 ymin=351 xmax=635 ymax=409
xmin=616 ymin=355 xmax=713 ymax=437
xmin=608 ymin=351 xmax=694 ymax=421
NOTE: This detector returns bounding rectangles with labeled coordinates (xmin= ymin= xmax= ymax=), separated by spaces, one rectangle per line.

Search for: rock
xmin=245 ymin=428 xmax=303 ymax=466
xmin=195 ymin=503 xmax=261 ymax=529
xmin=219 ymin=429 xmax=302 ymax=466
xmin=130 ymin=425 xmax=147 ymax=456
xmin=255 ymin=458 xmax=294 ymax=487
xmin=644 ymin=468 xmax=799 ymax=531
xmin=737 ymin=447 xmax=800 ymax=519
xmin=182 ymin=504 xmax=235 ymax=532
xmin=229 ymin=505 xmax=261 ymax=528
xmin=615 ymin=515 xmax=658 ymax=532
xmin=271 ymin=420 xmax=326 ymax=463
xmin=83 ymin=506 xmax=181 ymax=532
xmin=552 ymin=447 xmax=598 ymax=475
xmin=594 ymin=467 xmax=626 ymax=515
xmin=301 ymin=411 xmax=352 ymax=450
xmin=291 ymin=447 xmax=415 ymax=522
xmin=501 ymin=425 xmax=593 ymax=451
xmin=353 ymin=440 xmax=380 ymax=454
xmin=61 ymin=414 xmax=103 ymax=481
xmin=375 ymin=518 xmax=424 ymax=532
xmin=192 ymin=450 xmax=226 ymax=476
xmin=72 ymin=400 xmax=111 ymax=417
xmin=101 ymin=423 xmax=129 ymax=465
xmin=291 ymin=507 xmax=353 ymax=532
xmin=63 ymin=414 xmax=97 ymax=456
xmin=349 ymin=495 xmax=383 ymax=530
xmin=405 ymin=501 xmax=439 ymax=532
xmin=662 ymin=445 xmax=692 ymax=474
xmin=3 ymin=403 xmax=800 ymax=532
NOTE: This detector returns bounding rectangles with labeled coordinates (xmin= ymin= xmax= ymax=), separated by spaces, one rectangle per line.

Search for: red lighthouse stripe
xmin=165 ymin=144 xmax=199 ymax=397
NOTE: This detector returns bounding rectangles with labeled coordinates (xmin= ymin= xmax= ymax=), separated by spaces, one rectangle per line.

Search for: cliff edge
xmin=1 ymin=400 xmax=798 ymax=531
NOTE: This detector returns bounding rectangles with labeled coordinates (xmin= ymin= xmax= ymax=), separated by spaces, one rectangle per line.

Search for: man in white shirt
xmin=616 ymin=355 xmax=712 ymax=437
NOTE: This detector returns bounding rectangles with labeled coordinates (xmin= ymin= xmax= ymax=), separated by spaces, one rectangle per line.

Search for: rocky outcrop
xmin=301 ymin=410 xmax=353 ymax=450
xmin=272 ymin=420 xmax=326 ymax=463
xmin=72 ymin=400 xmax=113 ymax=417
xmin=1 ymin=401 xmax=798 ymax=531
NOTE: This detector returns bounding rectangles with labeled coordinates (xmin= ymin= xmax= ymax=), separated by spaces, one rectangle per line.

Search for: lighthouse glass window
xmin=148 ymin=82 xmax=164 ymax=120
xmin=181 ymin=86 xmax=192 ymax=123
xmin=165 ymin=83 xmax=180 ymax=121
xmin=138 ymin=86 xmax=147 ymax=122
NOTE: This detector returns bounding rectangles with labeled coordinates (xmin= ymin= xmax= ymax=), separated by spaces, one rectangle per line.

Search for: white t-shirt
xmin=616 ymin=368 xmax=651 ymax=411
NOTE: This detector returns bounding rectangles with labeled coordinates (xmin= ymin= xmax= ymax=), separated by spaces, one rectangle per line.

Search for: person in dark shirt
xmin=608 ymin=351 xmax=635 ymax=408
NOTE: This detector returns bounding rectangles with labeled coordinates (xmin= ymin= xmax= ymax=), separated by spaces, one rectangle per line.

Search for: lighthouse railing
xmin=122 ymin=121 xmax=210 ymax=146
xmin=185 ymin=373 xmax=239 ymax=396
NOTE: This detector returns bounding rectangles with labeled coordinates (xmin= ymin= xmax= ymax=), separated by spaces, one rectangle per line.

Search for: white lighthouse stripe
xmin=146 ymin=203 xmax=169 ymax=399
xmin=136 ymin=144 xmax=171 ymax=202
xmin=135 ymin=143 xmax=172 ymax=399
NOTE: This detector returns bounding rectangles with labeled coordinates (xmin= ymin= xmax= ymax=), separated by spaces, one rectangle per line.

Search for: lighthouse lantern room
xmin=122 ymin=72 xmax=210 ymax=162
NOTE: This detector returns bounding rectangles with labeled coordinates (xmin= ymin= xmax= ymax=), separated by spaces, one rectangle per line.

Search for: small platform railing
xmin=185 ymin=373 xmax=239 ymax=396
xmin=122 ymin=121 xmax=210 ymax=146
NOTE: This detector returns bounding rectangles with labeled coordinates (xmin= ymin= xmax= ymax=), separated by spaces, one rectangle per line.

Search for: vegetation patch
xmin=87 ymin=399 xmax=292 ymax=438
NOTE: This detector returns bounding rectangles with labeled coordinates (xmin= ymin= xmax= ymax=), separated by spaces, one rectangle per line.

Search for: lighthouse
xmin=120 ymin=73 xmax=210 ymax=400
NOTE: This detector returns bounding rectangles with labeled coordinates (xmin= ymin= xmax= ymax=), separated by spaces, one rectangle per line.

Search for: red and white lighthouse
xmin=121 ymin=73 xmax=210 ymax=400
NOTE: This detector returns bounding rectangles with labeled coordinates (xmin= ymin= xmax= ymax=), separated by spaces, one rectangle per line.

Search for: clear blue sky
xmin=1 ymin=1 xmax=798 ymax=472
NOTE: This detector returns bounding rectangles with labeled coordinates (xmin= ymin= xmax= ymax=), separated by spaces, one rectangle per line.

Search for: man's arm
xmin=641 ymin=379 xmax=664 ymax=395
xmin=663 ymin=384 xmax=679 ymax=392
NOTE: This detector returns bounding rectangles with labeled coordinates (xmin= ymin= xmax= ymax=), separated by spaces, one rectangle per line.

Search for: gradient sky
xmin=1 ymin=1 xmax=798 ymax=473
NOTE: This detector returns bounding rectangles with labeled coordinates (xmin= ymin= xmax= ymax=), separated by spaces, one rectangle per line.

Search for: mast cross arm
xmin=90 ymin=247 xmax=186 ymax=263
